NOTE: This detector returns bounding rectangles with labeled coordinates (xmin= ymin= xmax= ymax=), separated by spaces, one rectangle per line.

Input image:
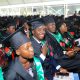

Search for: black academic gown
xmin=30 ymin=37 xmax=42 ymax=59
xmin=4 ymin=57 xmax=37 ymax=80
xmin=45 ymin=31 xmax=80 ymax=72
xmin=30 ymin=37 xmax=58 ymax=80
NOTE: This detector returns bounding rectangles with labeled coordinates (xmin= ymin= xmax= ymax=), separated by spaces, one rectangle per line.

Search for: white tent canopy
xmin=0 ymin=0 xmax=60 ymax=6
xmin=0 ymin=0 xmax=80 ymax=7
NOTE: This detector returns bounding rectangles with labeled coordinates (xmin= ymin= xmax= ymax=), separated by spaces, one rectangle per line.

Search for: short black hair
xmin=56 ymin=20 xmax=66 ymax=30
xmin=6 ymin=23 xmax=16 ymax=29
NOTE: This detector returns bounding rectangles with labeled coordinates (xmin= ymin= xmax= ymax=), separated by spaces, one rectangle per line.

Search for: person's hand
xmin=59 ymin=67 xmax=69 ymax=73
xmin=73 ymin=47 xmax=80 ymax=52
xmin=66 ymin=50 xmax=75 ymax=57
xmin=41 ymin=43 xmax=48 ymax=56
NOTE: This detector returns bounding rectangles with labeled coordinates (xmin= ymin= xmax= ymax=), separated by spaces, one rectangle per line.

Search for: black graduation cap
xmin=2 ymin=30 xmax=30 ymax=50
xmin=10 ymin=31 xmax=30 ymax=50
xmin=30 ymin=18 xmax=45 ymax=30
xmin=42 ymin=15 xmax=55 ymax=25
xmin=2 ymin=29 xmax=34 ymax=62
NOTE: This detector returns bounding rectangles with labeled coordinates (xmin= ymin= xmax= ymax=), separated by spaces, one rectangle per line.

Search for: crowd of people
xmin=0 ymin=14 xmax=80 ymax=80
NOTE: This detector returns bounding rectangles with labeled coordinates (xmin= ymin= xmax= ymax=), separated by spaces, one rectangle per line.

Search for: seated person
xmin=22 ymin=20 xmax=30 ymax=38
xmin=30 ymin=19 xmax=68 ymax=80
xmin=3 ymin=31 xmax=45 ymax=80
xmin=43 ymin=16 xmax=80 ymax=73
xmin=2 ymin=23 xmax=16 ymax=60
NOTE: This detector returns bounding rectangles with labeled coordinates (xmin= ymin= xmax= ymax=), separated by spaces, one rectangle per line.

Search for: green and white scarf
xmin=51 ymin=32 xmax=73 ymax=50
xmin=34 ymin=57 xmax=45 ymax=80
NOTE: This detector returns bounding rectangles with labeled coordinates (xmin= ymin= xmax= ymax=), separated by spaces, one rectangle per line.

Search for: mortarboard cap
xmin=2 ymin=31 xmax=30 ymax=50
xmin=9 ymin=31 xmax=30 ymax=50
xmin=42 ymin=16 xmax=55 ymax=25
xmin=31 ymin=20 xmax=44 ymax=30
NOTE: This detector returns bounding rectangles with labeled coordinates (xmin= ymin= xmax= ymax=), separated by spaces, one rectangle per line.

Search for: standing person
xmin=3 ymin=31 xmax=45 ymax=80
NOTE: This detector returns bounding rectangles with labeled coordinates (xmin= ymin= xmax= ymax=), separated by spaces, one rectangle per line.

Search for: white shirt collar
xmin=24 ymin=30 xmax=29 ymax=33
xmin=48 ymin=31 xmax=53 ymax=35
xmin=33 ymin=36 xmax=41 ymax=44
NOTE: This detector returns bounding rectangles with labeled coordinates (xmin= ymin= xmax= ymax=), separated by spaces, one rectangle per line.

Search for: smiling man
xmin=30 ymin=19 xmax=68 ymax=80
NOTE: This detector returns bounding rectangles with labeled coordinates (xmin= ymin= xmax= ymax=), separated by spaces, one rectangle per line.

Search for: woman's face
xmin=23 ymin=22 xmax=29 ymax=31
xmin=60 ymin=23 xmax=68 ymax=33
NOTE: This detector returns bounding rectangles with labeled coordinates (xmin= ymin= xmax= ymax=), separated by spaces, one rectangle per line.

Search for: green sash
xmin=34 ymin=57 xmax=45 ymax=80
xmin=0 ymin=67 xmax=4 ymax=80
xmin=51 ymin=32 xmax=73 ymax=50
xmin=51 ymin=32 xmax=65 ymax=50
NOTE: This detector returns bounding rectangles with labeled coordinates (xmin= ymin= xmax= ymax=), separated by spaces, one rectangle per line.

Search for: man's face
xmin=32 ymin=25 xmax=46 ymax=40
xmin=17 ymin=42 xmax=34 ymax=59
xmin=46 ymin=22 xmax=56 ymax=33
xmin=7 ymin=26 xmax=15 ymax=34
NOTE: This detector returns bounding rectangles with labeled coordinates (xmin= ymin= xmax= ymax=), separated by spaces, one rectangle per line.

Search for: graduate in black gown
xmin=3 ymin=31 xmax=45 ymax=80
xmin=30 ymin=19 xmax=68 ymax=80
xmin=43 ymin=16 xmax=80 ymax=73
